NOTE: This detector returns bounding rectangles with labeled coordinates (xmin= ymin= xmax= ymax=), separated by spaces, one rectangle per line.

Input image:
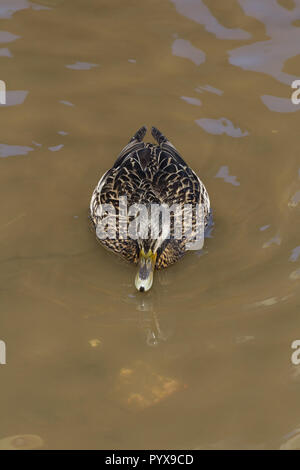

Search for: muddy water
xmin=0 ymin=0 xmax=300 ymax=450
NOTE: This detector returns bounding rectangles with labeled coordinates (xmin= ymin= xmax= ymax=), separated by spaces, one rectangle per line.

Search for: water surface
xmin=0 ymin=0 xmax=300 ymax=450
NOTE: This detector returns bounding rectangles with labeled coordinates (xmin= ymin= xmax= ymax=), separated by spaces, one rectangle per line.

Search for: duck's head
xmin=134 ymin=213 xmax=183 ymax=292
xmin=135 ymin=243 xmax=157 ymax=293
xmin=134 ymin=236 xmax=182 ymax=292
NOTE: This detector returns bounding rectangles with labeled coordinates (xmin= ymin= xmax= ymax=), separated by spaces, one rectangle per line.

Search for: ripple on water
xmin=59 ymin=100 xmax=74 ymax=107
xmin=48 ymin=144 xmax=64 ymax=152
xmin=195 ymin=84 xmax=223 ymax=96
xmin=181 ymin=96 xmax=202 ymax=106
xmin=65 ymin=62 xmax=99 ymax=70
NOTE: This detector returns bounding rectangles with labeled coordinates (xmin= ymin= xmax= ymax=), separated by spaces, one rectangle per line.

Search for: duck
xmin=90 ymin=126 xmax=211 ymax=292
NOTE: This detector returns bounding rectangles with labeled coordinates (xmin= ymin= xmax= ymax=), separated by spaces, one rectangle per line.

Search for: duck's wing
xmin=90 ymin=127 xmax=150 ymax=262
xmin=151 ymin=126 xmax=211 ymax=231
xmin=90 ymin=126 xmax=147 ymax=220
xmin=89 ymin=163 xmax=140 ymax=263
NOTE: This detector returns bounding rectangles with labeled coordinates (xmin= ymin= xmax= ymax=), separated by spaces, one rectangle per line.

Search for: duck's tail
xmin=129 ymin=125 xmax=171 ymax=146
xmin=129 ymin=125 xmax=147 ymax=143
xmin=151 ymin=126 xmax=168 ymax=145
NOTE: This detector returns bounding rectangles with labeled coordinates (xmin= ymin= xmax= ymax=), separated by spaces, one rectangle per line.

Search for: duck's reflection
xmin=126 ymin=280 xmax=171 ymax=346
xmin=139 ymin=310 xmax=168 ymax=347
xmin=138 ymin=293 xmax=170 ymax=346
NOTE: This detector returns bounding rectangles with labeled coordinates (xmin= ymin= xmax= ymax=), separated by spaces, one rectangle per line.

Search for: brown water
xmin=0 ymin=0 xmax=300 ymax=450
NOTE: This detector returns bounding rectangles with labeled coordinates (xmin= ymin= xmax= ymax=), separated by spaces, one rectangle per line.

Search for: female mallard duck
xmin=90 ymin=126 xmax=211 ymax=292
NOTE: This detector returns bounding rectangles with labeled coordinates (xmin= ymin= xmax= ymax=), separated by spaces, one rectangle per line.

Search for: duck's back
xmin=96 ymin=141 xmax=210 ymax=216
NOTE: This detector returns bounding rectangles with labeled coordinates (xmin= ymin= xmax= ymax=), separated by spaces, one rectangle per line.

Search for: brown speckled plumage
xmin=90 ymin=126 xmax=211 ymax=269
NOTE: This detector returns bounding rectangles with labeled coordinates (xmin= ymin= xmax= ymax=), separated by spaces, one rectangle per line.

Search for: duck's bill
xmin=135 ymin=251 xmax=157 ymax=292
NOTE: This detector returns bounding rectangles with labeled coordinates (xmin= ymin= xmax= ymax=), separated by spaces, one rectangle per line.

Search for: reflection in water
xmin=195 ymin=84 xmax=223 ymax=96
xmin=229 ymin=0 xmax=300 ymax=85
xmin=0 ymin=1 xmax=51 ymax=18
xmin=215 ymin=166 xmax=241 ymax=186
xmin=236 ymin=335 xmax=255 ymax=344
xmin=0 ymin=90 xmax=28 ymax=107
xmin=0 ymin=31 xmax=20 ymax=43
xmin=261 ymin=94 xmax=300 ymax=112
xmin=126 ymin=292 xmax=170 ymax=347
xmin=48 ymin=144 xmax=64 ymax=152
xmin=35 ymin=0 xmax=64 ymax=6
xmin=249 ymin=297 xmax=278 ymax=308
xmin=172 ymin=38 xmax=206 ymax=65
xmin=290 ymin=269 xmax=300 ymax=280
xmin=181 ymin=96 xmax=202 ymax=106
xmin=262 ymin=233 xmax=281 ymax=248
xmin=290 ymin=246 xmax=300 ymax=262
xmin=0 ymin=143 xmax=34 ymax=157
xmin=259 ymin=225 xmax=271 ymax=231
xmin=0 ymin=47 xmax=12 ymax=57
xmin=288 ymin=190 xmax=300 ymax=207
xmin=140 ymin=311 xmax=169 ymax=347
xmin=59 ymin=100 xmax=74 ymax=106
xmin=171 ymin=0 xmax=251 ymax=39
xmin=66 ymin=62 xmax=99 ymax=70
xmin=196 ymin=117 xmax=249 ymax=138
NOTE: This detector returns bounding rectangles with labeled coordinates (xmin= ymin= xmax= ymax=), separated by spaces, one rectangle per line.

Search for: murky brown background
xmin=0 ymin=0 xmax=300 ymax=450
